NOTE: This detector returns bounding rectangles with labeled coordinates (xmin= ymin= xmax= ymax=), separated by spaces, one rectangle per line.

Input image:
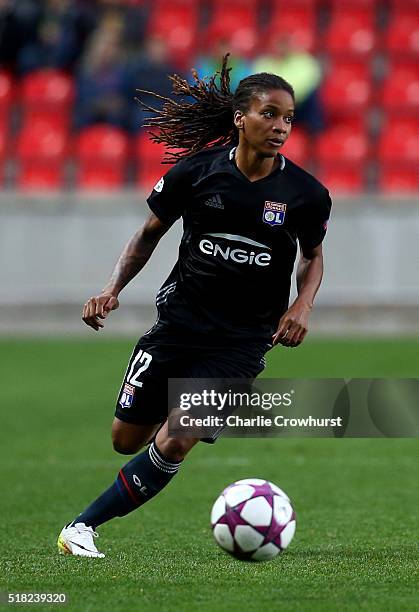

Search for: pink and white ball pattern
xmin=211 ymin=478 xmax=296 ymax=561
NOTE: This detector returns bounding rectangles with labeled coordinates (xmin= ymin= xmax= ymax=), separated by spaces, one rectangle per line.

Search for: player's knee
xmin=112 ymin=435 xmax=141 ymax=455
xmin=111 ymin=418 xmax=159 ymax=455
xmin=157 ymin=437 xmax=195 ymax=462
xmin=113 ymin=441 xmax=140 ymax=455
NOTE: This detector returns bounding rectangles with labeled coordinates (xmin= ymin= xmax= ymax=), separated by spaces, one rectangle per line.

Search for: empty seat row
xmin=7 ymin=121 xmax=418 ymax=168
xmin=145 ymin=3 xmax=419 ymax=60
xmin=322 ymin=62 xmax=419 ymax=116
xmin=282 ymin=122 xmax=419 ymax=166
xmin=0 ymin=126 xmax=175 ymax=192
xmin=123 ymin=0 xmax=419 ymax=7
xmin=8 ymin=162 xmax=419 ymax=196
xmin=1 ymin=123 xmax=418 ymax=193
xmin=318 ymin=166 xmax=419 ymax=194
xmin=0 ymin=69 xmax=74 ymax=131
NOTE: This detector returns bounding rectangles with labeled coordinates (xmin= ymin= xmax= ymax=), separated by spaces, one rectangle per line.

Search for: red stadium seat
xmin=15 ymin=122 xmax=68 ymax=190
xmin=136 ymin=132 xmax=166 ymax=159
xmin=77 ymin=165 xmax=126 ymax=190
xmin=147 ymin=4 xmax=199 ymax=65
xmin=328 ymin=0 xmax=378 ymax=7
xmin=76 ymin=126 xmax=129 ymax=190
xmin=381 ymin=63 xmax=419 ymax=112
xmin=20 ymin=70 xmax=74 ymax=137
xmin=0 ymin=127 xmax=8 ymax=171
xmin=211 ymin=0 xmax=260 ymax=7
xmin=317 ymin=165 xmax=364 ymax=194
xmin=262 ymin=8 xmax=316 ymax=53
xmin=324 ymin=9 xmax=376 ymax=57
xmin=328 ymin=4 xmax=375 ymax=18
xmin=388 ymin=0 xmax=419 ymax=8
xmin=315 ymin=125 xmax=369 ymax=165
xmin=281 ymin=128 xmax=310 ymax=167
xmin=16 ymin=124 xmax=69 ymax=162
xmin=76 ymin=126 xmax=129 ymax=163
xmin=321 ymin=61 xmax=372 ymax=117
xmin=21 ymin=69 xmax=74 ymax=111
xmin=136 ymin=165 xmax=166 ymax=193
xmin=154 ymin=0 xmax=199 ymax=5
xmin=136 ymin=133 xmax=175 ymax=191
xmin=0 ymin=72 xmax=13 ymax=114
xmin=283 ymin=0 xmax=318 ymax=6
xmin=380 ymin=116 xmax=419 ymax=135
xmin=23 ymin=108 xmax=71 ymax=132
xmin=378 ymin=166 xmax=418 ymax=193
xmin=0 ymin=115 xmax=9 ymax=185
xmin=0 ymin=112 xmax=8 ymax=136
xmin=203 ymin=5 xmax=258 ymax=56
xmin=377 ymin=123 xmax=419 ymax=165
xmin=17 ymin=163 xmax=63 ymax=191
xmin=384 ymin=10 xmax=419 ymax=56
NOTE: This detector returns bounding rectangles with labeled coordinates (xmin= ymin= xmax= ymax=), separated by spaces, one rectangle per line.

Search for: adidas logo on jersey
xmin=204 ymin=194 xmax=224 ymax=209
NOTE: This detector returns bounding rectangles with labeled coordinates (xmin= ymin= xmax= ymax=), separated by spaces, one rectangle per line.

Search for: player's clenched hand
xmin=272 ymin=301 xmax=312 ymax=348
xmin=82 ymin=293 xmax=120 ymax=331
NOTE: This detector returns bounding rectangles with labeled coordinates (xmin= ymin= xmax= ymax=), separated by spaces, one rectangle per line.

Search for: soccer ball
xmin=210 ymin=478 xmax=296 ymax=561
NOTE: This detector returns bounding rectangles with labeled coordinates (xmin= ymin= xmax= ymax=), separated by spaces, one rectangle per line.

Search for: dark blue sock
xmin=72 ymin=442 xmax=182 ymax=529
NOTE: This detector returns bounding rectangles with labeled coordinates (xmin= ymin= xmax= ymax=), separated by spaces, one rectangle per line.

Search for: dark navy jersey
xmin=145 ymin=145 xmax=332 ymax=346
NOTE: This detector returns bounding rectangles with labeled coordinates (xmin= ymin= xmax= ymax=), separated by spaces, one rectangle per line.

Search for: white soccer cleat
xmin=57 ymin=522 xmax=105 ymax=558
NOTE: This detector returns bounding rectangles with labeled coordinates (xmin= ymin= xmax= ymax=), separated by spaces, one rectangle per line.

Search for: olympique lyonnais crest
xmin=119 ymin=383 xmax=135 ymax=408
xmin=263 ymin=201 xmax=287 ymax=226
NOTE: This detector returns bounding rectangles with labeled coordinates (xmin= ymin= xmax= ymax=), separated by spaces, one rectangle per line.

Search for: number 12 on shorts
xmin=126 ymin=349 xmax=152 ymax=387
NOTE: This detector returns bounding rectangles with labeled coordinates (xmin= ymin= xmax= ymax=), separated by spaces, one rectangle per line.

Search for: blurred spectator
xmin=127 ymin=35 xmax=179 ymax=133
xmin=16 ymin=0 xmax=96 ymax=74
xmin=74 ymin=16 xmax=129 ymax=130
xmin=95 ymin=0 xmax=149 ymax=51
xmin=252 ymin=35 xmax=324 ymax=133
xmin=195 ymin=39 xmax=251 ymax=93
xmin=0 ymin=0 xmax=41 ymax=70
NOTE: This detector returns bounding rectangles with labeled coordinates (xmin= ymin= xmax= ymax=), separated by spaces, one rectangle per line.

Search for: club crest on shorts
xmin=263 ymin=201 xmax=287 ymax=226
xmin=119 ymin=383 xmax=135 ymax=408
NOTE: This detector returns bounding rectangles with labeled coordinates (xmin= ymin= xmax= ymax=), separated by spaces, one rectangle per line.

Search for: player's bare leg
xmin=155 ymin=419 xmax=199 ymax=461
xmin=111 ymin=418 xmax=161 ymax=455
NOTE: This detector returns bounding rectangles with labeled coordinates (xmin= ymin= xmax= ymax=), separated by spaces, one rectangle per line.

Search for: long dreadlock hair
xmin=136 ymin=54 xmax=295 ymax=163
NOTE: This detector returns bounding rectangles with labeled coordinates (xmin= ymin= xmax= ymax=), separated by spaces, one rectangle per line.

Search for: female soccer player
xmin=58 ymin=57 xmax=331 ymax=557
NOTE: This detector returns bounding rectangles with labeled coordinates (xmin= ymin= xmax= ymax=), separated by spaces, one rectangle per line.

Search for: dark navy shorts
xmin=114 ymin=336 xmax=268 ymax=430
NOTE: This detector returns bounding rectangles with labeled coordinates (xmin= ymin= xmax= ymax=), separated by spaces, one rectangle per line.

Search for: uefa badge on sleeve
xmin=153 ymin=177 xmax=164 ymax=193
xmin=119 ymin=383 xmax=135 ymax=408
xmin=263 ymin=201 xmax=287 ymax=226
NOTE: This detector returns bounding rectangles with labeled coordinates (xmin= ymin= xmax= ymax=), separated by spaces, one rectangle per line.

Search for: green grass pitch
xmin=1 ymin=338 xmax=418 ymax=611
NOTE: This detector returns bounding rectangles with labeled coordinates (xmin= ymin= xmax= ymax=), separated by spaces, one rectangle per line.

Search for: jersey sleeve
xmin=297 ymin=187 xmax=332 ymax=251
xmin=146 ymin=158 xmax=191 ymax=226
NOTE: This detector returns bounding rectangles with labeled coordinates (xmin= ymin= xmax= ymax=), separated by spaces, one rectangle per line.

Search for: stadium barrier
xmin=1 ymin=193 xmax=418 ymax=335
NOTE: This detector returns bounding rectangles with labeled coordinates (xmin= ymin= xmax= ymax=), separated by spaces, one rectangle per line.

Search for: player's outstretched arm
xmin=82 ymin=212 xmax=170 ymax=331
xmin=272 ymin=243 xmax=324 ymax=348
